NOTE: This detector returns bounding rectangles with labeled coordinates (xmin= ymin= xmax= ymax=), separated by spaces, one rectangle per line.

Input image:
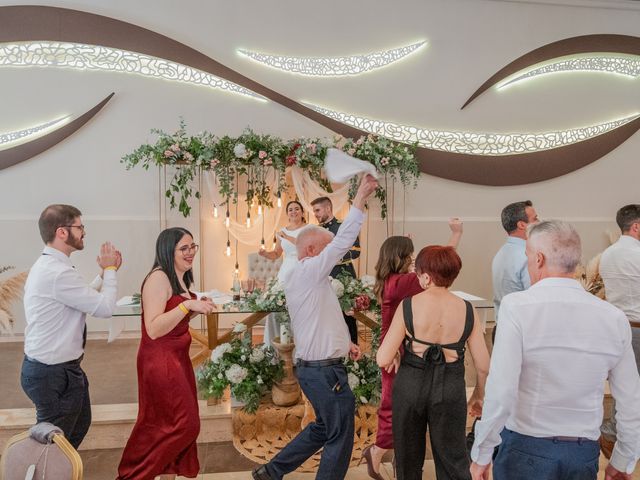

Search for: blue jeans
xmin=493 ymin=428 xmax=600 ymax=480
xmin=20 ymin=356 xmax=91 ymax=449
xmin=266 ymin=363 xmax=355 ymax=480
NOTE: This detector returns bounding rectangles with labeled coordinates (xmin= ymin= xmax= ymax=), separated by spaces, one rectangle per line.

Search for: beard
xmin=65 ymin=233 xmax=84 ymax=251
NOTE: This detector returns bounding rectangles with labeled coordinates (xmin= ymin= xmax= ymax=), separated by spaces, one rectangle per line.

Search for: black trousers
xmin=343 ymin=312 xmax=358 ymax=344
xmin=21 ymin=356 xmax=91 ymax=449
xmin=392 ymin=357 xmax=471 ymax=480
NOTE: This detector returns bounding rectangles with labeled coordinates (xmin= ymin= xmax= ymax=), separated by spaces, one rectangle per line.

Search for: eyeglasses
xmin=60 ymin=224 xmax=85 ymax=232
xmin=177 ymin=244 xmax=199 ymax=255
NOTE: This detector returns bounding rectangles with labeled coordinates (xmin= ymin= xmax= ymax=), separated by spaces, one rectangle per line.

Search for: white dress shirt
xmin=284 ymin=206 xmax=364 ymax=361
xmin=600 ymin=235 xmax=640 ymax=323
xmin=23 ymin=246 xmax=118 ymax=364
xmin=471 ymin=278 xmax=640 ymax=473
xmin=491 ymin=236 xmax=530 ymax=320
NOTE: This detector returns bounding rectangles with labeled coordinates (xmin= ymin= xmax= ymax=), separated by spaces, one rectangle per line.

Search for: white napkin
xmin=324 ymin=148 xmax=378 ymax=184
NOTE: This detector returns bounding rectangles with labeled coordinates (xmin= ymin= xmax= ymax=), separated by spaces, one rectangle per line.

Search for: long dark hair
xmin=374 ymin=236 xmax=414 ymax=302
xmin=286 ymin=200 xmax=306 ymax=223
xmin=145 ymin=227 xmax=194 ymax=296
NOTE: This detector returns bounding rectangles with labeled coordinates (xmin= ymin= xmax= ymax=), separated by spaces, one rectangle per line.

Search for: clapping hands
xmin=97 ymin=242 xmax=122 ymax=271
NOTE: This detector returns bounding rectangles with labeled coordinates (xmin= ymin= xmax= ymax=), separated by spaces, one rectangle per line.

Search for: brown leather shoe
xmin=599 ymin=435 xmax=614 ymax=460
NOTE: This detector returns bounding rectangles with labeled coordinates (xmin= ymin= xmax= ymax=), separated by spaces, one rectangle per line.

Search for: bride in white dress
xmin=258 ymin=200 xmax=306 ymax=344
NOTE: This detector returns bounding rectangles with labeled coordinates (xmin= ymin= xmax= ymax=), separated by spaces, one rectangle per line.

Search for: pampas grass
xmin=0 ymin=267 xmax=27 ymax=333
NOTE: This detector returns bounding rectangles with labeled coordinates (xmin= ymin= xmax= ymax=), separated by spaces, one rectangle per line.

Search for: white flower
xmin=276 ymin=299 xmax=284 ymax=306
xmin=361 ymin=275 xmax=375 ymax=288
xmin=257 ymin=375 xmax=264 ymax=385
xmin=250 ymin=348 xmax=265 ymax=364
xmin=360 ymin=396 xmax=369 ymax=404
xmin=241 ymin=355 xmax=246 ymax=362
xmin=347 ymin=372 xmax=360 ymax=390
xmin=217 ymin=373 xmax=223 ymax=379
xmin=233 ymin=143 xmax=247 ymax=158
xmin=353 ymin=362 xmax=359 ymax=370
xmin=233 ymin=323 xmax=247 ymax=333
xmin=211 ymin=343 xmax=232 ymax=362
xmin=225 ymin=364 xmax=248 ymax=384
xmin=330 ymin=278 xmax=344 ymax=297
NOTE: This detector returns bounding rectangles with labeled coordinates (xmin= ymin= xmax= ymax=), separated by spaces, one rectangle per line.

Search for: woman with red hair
xmin=377 ymin=246 xmax=490 ymax=480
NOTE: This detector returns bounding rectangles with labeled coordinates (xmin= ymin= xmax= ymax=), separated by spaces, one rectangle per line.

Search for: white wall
xmin=0 ymin=0 xmax=638 ymax=332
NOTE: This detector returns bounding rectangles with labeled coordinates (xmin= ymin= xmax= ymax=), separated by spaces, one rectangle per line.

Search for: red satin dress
xmin=117 ymin=294 xmax=200 ymax=479
xmin=375 ymin=273 xmax=423 ymax=450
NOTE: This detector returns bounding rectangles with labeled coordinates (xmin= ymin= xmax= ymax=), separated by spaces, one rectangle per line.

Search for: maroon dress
xmin=117 ymin=294 xmax=200 ymax=479
xmin=375 ymin=273 xmax=423 ymax=449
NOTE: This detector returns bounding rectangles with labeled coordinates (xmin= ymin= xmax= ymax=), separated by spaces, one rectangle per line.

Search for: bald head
xmin=296 ymin=225 xmax=334 ymax=260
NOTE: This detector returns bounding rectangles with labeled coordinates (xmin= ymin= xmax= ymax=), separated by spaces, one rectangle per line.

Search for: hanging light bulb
xmin=246 ymin=212 xmax=251 ymax=228
xmin=250 ymin=198 xmax=255 ymax=208
xmin=258 ymin=204 xmax=263 ymax=216
xmin=226 ymin=240 xmax=231 ymax=257
xmin=260 ymin=238 xmax=266 ymax=251
xmin=272 ymin=234 xmax=277 ymax=249
xmin=213 ymin=203 xmax=219 ymax=218
xmin=235 ymin=262 xmax=239 ymax=274
xmin=225 ymin=209 xmax=230 ymax=228
xmin=277 ymin=191 xmax=282 ymax=208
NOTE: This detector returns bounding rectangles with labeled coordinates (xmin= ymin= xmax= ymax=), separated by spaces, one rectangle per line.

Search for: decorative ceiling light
xmin=0 ymin=42 xmax=264 ymax=101
xmin=500 ymin=55 xmax=640 ymax=88
xmin=305 ymin=103 xmax=640 ymax=155
xmin=237 ymin=41 xmax=426 ymax=76
xmin=0 ymin=115 xmax=70 ymax=149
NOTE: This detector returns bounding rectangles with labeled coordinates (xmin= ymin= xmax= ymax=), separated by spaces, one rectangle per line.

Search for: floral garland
xmin=122 ymin=121 xmax=418 ymax=218
xmin=196 ymin=323 xmax=284 ymax=413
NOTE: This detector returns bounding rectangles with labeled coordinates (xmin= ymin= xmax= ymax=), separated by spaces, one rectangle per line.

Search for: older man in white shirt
xmin=471 ymin=220 xmax=640 ymax=480
xmin=599 ymin=204 xmax=640 ymax=458
xmin=252 ymin=175 xmax=378 ymax=480
xmin=21 ymin=204 xmax=121 ymax=449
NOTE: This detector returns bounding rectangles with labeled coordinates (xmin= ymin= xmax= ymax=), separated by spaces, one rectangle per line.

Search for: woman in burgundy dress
xmin=360 ymin=219 xmax=463 ymax=479
xmin=117 ymin=228 xmax=215 ymax=480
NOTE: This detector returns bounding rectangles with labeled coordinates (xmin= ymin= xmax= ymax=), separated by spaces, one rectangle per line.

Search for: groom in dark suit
xmin=310 ymin=196 xmax=361 ymax=344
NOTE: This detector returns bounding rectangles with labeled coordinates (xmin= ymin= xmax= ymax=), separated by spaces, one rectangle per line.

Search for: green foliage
xmin=345 ymin=354 xmax=381 ymax=407
xmin=122 ymin=121 xmax=420 ymax=218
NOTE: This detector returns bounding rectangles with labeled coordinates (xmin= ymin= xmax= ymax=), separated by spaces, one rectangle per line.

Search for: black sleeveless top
xmin=401 ymin=297 xmax=474 ymax=403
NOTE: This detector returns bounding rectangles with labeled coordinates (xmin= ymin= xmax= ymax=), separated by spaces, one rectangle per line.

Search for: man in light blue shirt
xmin=491 ymin=200 xmax=538 ymax=343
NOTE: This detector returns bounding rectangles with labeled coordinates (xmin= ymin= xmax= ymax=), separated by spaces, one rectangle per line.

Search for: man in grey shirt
xmin=253 ymin=174 xmax=378 ymax=480
xmin=491 ymin=200 xmax=538 ymax=343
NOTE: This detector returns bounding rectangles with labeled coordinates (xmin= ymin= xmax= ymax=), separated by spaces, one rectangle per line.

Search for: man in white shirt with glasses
xmin=21 ymin=204 xmax=121 ymax=449
xmin=471 ymin=220 xmax=640 ymax=480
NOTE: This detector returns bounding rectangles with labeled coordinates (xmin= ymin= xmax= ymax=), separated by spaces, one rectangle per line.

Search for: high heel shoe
xmin=358 ymin=445 xmax=385 ymax=480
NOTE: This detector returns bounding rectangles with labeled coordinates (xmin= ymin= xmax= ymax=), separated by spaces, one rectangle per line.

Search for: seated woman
xmin=377 ymin=246 xmax=489 ymax=480
xmin=258 ymin=200 xmax=305 ymax=344
xmin=117 ymin=228 xmax=215 ymax=480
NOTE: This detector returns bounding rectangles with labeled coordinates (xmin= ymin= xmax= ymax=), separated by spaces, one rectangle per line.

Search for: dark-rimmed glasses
xmin=60 ymin=224 xmax=85 ymax=232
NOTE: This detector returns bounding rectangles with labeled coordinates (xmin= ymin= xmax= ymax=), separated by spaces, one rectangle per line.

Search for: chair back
xmin=248 ymin=253 xmax=282 ymax=283
xmin=0 ymin=430 xmax=82 ymax=480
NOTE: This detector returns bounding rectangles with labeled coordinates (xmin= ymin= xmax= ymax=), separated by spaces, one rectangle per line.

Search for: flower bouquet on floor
xmin=345 ymin=354 xmax=381 ymax=407
xmin=197 ymin=323 xmax=284 ymax=413
xmin=330 ymin=273 xmax=379 ymax=315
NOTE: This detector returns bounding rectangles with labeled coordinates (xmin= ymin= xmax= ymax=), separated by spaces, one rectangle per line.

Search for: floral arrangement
xmin=122 ymin=121 xmax=419 ymax=218
xmin=224 ymin=277 xmax=287 ymax=313
xmin=196 ymin=323 xmax=284 ymax=413
xmin=330 ymin=273 xmax=379 ymax=315
xmin=345 ymin=354 xmax=381 ymax=406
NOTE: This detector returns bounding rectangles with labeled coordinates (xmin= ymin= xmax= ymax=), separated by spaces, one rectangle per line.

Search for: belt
xmin=296 ymin=357 xmax=344 ymax=368
xmin=540 ymin=435 xmax=593 ymax=443
xmin=25 ymin=354 xmax=84 ymax=366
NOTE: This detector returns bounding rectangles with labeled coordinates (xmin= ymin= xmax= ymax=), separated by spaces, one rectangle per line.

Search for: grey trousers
xmin=600 ymin=326 xmax=640 ymax=440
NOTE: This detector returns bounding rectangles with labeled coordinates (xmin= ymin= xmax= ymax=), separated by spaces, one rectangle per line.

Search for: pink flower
xmin=264 ymin=158 xmax=273 ymax=166
xmin=210 ymin=158 xmax=220 ymax=168
xmin=286 ymin=155 xmax=297 ymax=166
xmin=170 ymin=143 xmax=180 ymax=153
xmin=183 ymin=152 xmax=194 ymax=162
xmin=356 ymin=137 xmax=364 ymax=145
xmin=380 ymin=156 xmax=390 ymax=166
xmin=164 ymin=150 xmax=173 ymax=158
xmin=258 ymin=150 xmax=268 ymax=159
xmin=354 ymin=294 xmax=370 ymax=312
xmin=347 ymin=148 xmax=356 ymax=156
xmin=306 ymin=143 xmax=317 ymax=154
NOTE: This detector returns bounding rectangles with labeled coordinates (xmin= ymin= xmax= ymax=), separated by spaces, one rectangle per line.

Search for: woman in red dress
xmin=360 ymin=219 xmax=463 ymax=479
xmin=117 ymin=228 xmax=215 ymax=480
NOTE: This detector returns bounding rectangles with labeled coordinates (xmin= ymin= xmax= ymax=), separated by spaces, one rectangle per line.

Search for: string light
xmin=246 ymin=212 xmax=251 ymax=228
xmin=277 ymin=191 xmax=282 ymax=208
xmin=235 ymin=262 xmax=239 ymax=275
xmin=213 ymin=203 xmax=218 ymax=218
xmin=225 ymin=239 xmax=231 ymax=257
xmin=272 ymin=234 xmax=277 ymax=249
xmin=258 ymin=204 xmax=263 ymax=216
xmin=260 ymin=238 xmax=266 ymax=251
xmin=225 ymin=209 xmax=230 ymax=228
